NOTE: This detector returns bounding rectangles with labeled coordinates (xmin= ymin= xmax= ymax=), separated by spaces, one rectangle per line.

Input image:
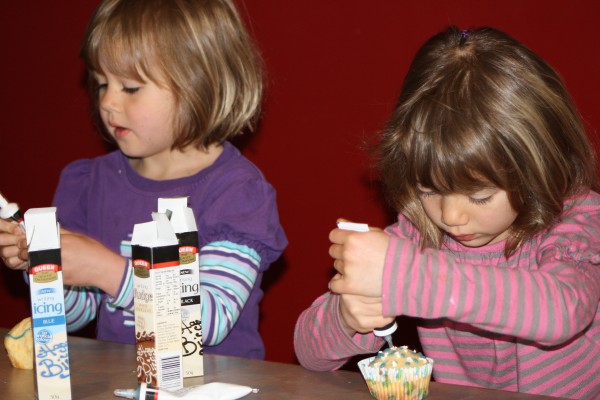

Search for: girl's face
xmin=93 ymin=68 xmax=176 ymax=161
xmin=417 ymin=185 xmax=518 ymax=247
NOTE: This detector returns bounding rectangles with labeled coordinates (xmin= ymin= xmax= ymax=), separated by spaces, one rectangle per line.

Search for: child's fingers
xmin=0 ymin=246 xmax=28 ymax=270
xmin=328 ymin=274 xmax=344 ymax=294
xmin=329 ymin=272 xmax=343 ymax=289
xmin=329 ymin=273 xmax=360 ymax=296
xmin=328 ymin=242 xmax=343 ymax=262
xmin=0 ymin=219 xmax=18 ymax=234
xmin=329 ymin=227 xmax=351 ymax=244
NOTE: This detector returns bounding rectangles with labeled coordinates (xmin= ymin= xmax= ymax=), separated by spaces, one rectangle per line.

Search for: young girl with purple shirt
xmin=0 ymin=0 xmax=287 ymax=360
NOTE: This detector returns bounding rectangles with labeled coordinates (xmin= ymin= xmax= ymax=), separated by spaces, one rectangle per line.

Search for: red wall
xmin=1 ymin=1 xmax=599 ymax=364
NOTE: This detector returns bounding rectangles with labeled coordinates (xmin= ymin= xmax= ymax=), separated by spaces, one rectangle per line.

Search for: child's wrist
xmin=336 ymin=298 xmax=357 ymax=337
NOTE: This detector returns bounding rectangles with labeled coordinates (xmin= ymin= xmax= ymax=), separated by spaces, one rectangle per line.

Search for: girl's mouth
xmin=113 ymin=126 xmax=130 ymax=139
xmin=451 ymin=234 xmax=476 ymax=242
xmin=107 ymin=120 xmax=130 ymax=139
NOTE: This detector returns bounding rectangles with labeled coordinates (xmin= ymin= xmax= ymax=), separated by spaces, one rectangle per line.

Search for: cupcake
xmin=358 ymin=346 xmax=433 ymax=400
xmin=4 ymin=317 xmax=34 ymax=370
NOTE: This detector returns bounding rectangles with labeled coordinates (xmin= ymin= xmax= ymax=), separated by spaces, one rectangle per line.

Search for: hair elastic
xmin=459 ymin=29 xmax=469 ymax=46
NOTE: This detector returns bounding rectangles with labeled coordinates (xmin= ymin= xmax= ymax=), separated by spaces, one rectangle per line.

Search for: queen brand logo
xmin=133 ymin=259 xmax=150 ymax=268
xmin=31 ymin=264 xmax=59 ymax=274
xmin=133 ymin=259 xmax=151 ymax=278
xmin=179 ymin=246 xmax=197 ymax=254
xmin=31 ymin=264 xmax=60 ymax=284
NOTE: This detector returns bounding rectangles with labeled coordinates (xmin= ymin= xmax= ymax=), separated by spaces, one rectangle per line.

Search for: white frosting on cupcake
xmin=368 ymin=345 xmax=430 ymax=369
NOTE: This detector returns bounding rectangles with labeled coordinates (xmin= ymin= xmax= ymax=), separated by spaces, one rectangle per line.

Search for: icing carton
xmin=25 ymin=207 xmax=72 ymax=400
xmin=158 ymin=197 xmax=204 ymax=377
xmin=131 ymin=212 xmax=183 ymax=390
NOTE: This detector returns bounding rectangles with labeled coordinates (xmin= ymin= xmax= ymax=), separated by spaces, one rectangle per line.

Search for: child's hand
xmin=338 ymin=293 xmax=395 ymax=336
xmin=59 ymin=229 xmax=126 ymax=297
xmin=0 ymin=219 xmax=28 ymax=270
xmin=328 ymin=225 xmax=389 ymax=297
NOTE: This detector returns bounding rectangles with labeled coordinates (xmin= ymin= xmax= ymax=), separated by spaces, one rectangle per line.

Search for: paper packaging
xmin=25 ymin=207 xmax=72 ymax=400
xmin=158 ymin=197 xmax=204 ymax=377
xmin=131 ymin=212 xmax=183 ymax=390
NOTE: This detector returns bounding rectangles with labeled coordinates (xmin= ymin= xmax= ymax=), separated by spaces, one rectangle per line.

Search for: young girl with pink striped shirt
xmin=294 ymin=26 xmax=600 ymax=399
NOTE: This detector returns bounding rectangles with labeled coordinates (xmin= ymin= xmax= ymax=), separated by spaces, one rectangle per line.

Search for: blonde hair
xmin=81 ymin=0 xmax=263 ymax=149
xmin=378 ymin=26 xmax=599 ymax=256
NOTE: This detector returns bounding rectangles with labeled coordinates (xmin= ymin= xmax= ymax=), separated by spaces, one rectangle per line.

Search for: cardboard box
xmin=25 ymin=207 xmax=72 ymax=400
xmin=131 ymin=212 xmax=183 ymax=390
xmin=158 ymin=197 xmax=204 ymax=377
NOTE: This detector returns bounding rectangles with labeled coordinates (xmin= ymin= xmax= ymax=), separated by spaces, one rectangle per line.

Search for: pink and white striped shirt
xmin=294 ymin=191 xmax=600 ymax=399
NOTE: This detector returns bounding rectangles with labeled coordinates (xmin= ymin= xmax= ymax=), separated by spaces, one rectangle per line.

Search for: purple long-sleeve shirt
xmin=54 ymin=141 xmax=287 ymax=359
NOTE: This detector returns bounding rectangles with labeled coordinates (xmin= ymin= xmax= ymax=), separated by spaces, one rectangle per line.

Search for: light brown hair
xmin=81 ymin=0 xmax=263 ymax=149
xmin=377 ymin=26 xmax=600 ymax=256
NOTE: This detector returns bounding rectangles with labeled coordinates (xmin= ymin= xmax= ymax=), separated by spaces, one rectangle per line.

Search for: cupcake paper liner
xmin=358 ymin=355 xmax=433 ymax=400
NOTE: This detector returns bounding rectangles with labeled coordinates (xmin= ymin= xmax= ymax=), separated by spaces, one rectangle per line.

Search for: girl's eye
xmin=469 ymin=196 xmax=493 ymax=205
xmin=420 ymin=191 xmax=436 ymax=198
xmin=94 ymin=82 xmax=107 ymax=93
xmin=123 ymin=86 xmax=140 ymax=94
xmin=416 ymin=186 xmax=437 ymax=198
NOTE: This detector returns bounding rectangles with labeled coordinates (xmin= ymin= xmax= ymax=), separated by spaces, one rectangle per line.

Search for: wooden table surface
xmin=1 ymin=327 xmax=558 ymax=400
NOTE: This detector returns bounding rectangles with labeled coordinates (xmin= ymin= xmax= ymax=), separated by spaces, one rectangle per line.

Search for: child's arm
xmin=63 ymin=285 xmax=102 ymax=332
xmin=58 ymin=229 xmax=129 ymax=332
xmin=187 ymin=166 xmax=287 ymax=348
xmin=0 ymin=216 xmax=126 ymax=334
xmin=294 ymin=292 xmax=383 ymax=371
xmin=378 ymin=233 xmax=600 ymax=345
xmin=59 ymin=229 xmax=127 ymax=297
xmin=331 ymin=198 xmax=600 ymax=346
xmin=197 ymin=240 xmax=260 ymax=346
xmin=0 ymin=222 xmax=126 ymax=292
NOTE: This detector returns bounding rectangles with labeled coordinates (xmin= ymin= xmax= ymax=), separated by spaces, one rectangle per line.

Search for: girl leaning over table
xmin=0 ymin=0 xmax=287 ymax=360
xmin=294 ymin=26 xmax=600 ymax=399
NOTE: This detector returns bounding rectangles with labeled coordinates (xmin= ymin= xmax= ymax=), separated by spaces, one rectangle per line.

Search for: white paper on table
xmin=162 ymin=382 xmax=258 ymax=399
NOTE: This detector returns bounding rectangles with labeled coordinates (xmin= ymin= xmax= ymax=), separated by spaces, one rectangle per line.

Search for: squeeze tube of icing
xmin=0 ymin=191 xmax=26 ymax=232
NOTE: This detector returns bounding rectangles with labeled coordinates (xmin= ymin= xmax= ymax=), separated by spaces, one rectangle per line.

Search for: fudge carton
xmin=25 ymin=207 xmax=72 ymax=400
xmin=158 ymin=197 xmax=204 ymax=377
xmin=131 ymin=212 xmax=183 ymax=390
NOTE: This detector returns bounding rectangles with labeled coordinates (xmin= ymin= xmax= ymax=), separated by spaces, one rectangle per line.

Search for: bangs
xmin=402 ymin=59 xmax=517 ymax=194
xmin=81 ymin=1 xmax=159 ymax=82
xmin=407 ymin=98 xmax=508 ymax=194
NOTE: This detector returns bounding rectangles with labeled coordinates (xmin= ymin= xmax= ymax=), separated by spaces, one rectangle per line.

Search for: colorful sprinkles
xmin=358 ymin=346 xmax=434 ymax=400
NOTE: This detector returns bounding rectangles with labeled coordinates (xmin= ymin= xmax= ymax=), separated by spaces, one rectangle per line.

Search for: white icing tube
xmin=0 ymin=191 xmax=26 ymax=232
xmin=114 ymin=382 xmax=258 ymax=400
xmin=336 ymin=221 xmax=369 ymax=232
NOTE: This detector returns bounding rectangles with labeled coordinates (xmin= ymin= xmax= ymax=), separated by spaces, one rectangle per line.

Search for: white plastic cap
xmin=113 ymin=388 xmax=137 ymax=399
xmin=0 ymin=202 xmax=19 ymax=219
xmin=374 ymin=321 xmax=398 ymax=337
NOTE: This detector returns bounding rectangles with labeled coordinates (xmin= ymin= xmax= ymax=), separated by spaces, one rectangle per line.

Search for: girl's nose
xmin=440 ymin=195 xmax=469 ymax=226
xmin=99 ymin=87 xmax=119 ymax=113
